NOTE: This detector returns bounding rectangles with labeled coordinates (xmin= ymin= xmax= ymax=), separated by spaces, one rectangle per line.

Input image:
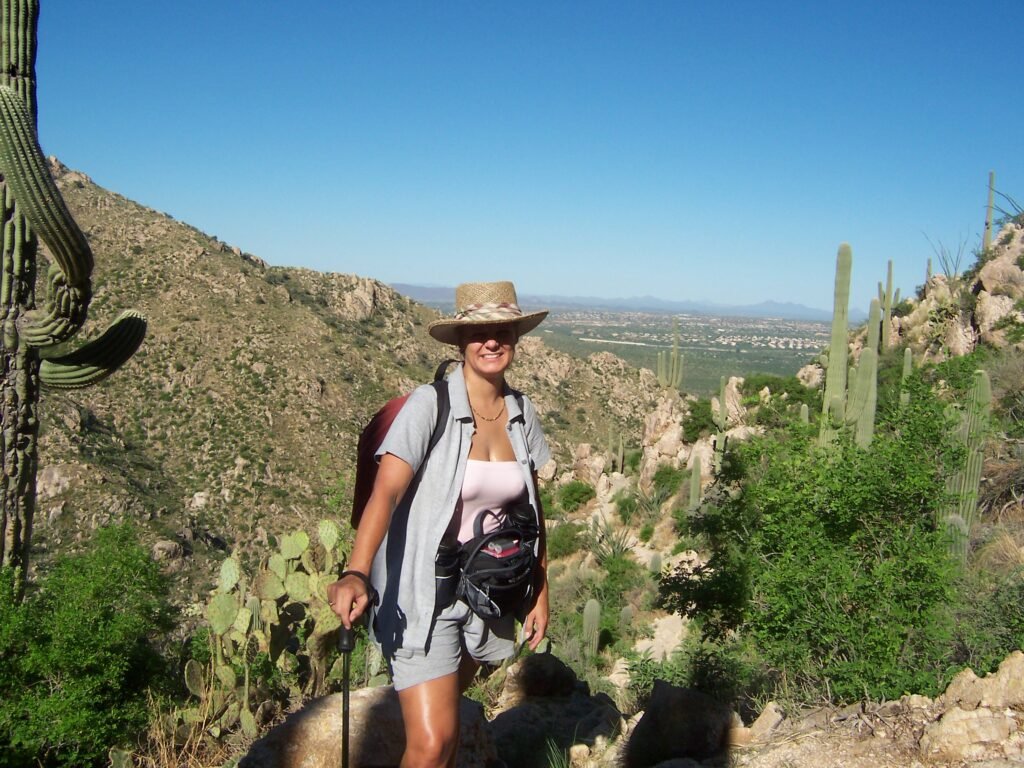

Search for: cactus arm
xmin=19 ymin=262 xmax=88 ymax=347
xmin=0 ymin=84 xmax=93 ymax=286
xmin=38 ymin=310 xmax=146 ymax=389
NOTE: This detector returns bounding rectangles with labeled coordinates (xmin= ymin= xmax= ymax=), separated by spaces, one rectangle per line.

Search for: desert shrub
xmin=558 ymin=480 xmax=596 ymax=513
xmin=624 ymin=448 xmax=643 ymax=473
xmin=661 ymin=375 xmax=967 ymax=704
xmin=615 ymin=491 xmax=639 ymax=525
xmin=547 ymin=522 xmax=584 ymax=560
xmin=0 ymin=525 xmax=174 ymax=767
xmin=627 ymin=635 xmax=765 ymax=715
xmin=651 ymin=464 xmax=685 ymax=500
xmin=740 ymin=373 xmax=819 ymax=409
xmin=682 ymin=399 xmax=716 ymax=442
xmin=951 ymin=568 xmax=1024 ymax=674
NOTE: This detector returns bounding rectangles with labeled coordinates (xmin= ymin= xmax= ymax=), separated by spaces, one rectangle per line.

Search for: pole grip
xmin=338 ymin=624 xmax=357 ymax=653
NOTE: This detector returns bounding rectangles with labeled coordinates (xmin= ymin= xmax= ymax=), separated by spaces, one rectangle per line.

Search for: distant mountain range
xmin=392 ymin=284 xmax=868 ymax=324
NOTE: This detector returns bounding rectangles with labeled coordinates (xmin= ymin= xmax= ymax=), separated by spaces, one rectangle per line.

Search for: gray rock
xmin=240 ymin=686 xmax=495 ymax=768
xmin=623 ymin=682 xmax=732 ymax=767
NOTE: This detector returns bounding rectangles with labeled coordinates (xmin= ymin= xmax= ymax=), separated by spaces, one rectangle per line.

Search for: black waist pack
xmin=435 ymin=502 xmax=539 ymax=620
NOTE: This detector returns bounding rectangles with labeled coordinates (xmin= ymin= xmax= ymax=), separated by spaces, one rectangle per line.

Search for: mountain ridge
xmin=392 ymin=283 xmax=866 ymax=323
xmin=31 ymin=160 xmax=662 ymax=589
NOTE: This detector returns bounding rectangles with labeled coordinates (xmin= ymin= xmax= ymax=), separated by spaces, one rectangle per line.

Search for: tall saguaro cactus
xmin=657 ymin=320 xmax=683 ymax=389
xmin=943 ymin=370 xmax=991 ymax=563
xmin=0 ymin=0 xmax=145 ymax=590
xmin=818 ymin=244 xmax=852 ymax=448
xmin=982 ymin=170 xmax=995 ymax=254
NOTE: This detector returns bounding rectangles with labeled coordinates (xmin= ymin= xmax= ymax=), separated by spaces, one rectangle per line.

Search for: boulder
xmin=623 ymin=682 xmax=732 ymax=767
xmin=239 ymin=686 xmax=494 ymax=768
xmin=919 ymin=706 xmax=1015 ymax=762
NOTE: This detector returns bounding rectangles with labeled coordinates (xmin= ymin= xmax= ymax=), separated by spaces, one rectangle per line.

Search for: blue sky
xmin=35 ymin=1 xmax=1022 ymax=313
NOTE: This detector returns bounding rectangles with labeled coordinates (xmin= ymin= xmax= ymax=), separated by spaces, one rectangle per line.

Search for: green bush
xmin=651 ymin=464 xmax=685 ymax=501
xmin=558 ymin=480 xmax=596 ymax=513
xmin=952 ymin=569 xmax=1024 ymax=674
xmin=0 ymin=525 xmax=174 ymax=767
xmin=682 ymin=399 xmax=716 ymax=442
xmin=624 ymin=449 xmax=643 ymax=474
xmin=547 ymin=522 xmax=584 ymax=560
xmin=615 ymin=492 xmax=639 ymax=525
xmin=661 ymin=376 xmax=967 ymax=704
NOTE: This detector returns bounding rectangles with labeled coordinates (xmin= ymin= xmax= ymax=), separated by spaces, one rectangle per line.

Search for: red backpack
xmin=350 ymin=360 xmax=455 ymax=527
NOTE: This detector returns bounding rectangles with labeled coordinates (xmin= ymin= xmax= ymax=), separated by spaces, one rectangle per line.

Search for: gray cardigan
xmin=371 ymin=363 xmax=550 ymax=655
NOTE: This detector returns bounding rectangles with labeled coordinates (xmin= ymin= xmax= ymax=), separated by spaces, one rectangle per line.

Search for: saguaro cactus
xmin=982 ymin=170 xmax=995 ymax=254
xmin=0 ymin=0 xmax=145 ymax=589
xmin=818 ymin=244 xmax=853 ymax=448
xmin=943 ymin=370 xmax=991 ymax=563
xmin=657 ymin=320 xmax=683 ymax=389
xmin=876 ymin=260 xmax=898 ymax=354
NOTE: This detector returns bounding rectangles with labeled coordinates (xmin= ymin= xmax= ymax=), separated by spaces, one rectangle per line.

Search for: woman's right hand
xmin=327 ymin=572 xmax=371 ymax=629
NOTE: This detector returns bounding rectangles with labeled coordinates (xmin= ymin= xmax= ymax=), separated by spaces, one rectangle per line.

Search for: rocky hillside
xmin=32 ymin=160 xmax=662 ymax=592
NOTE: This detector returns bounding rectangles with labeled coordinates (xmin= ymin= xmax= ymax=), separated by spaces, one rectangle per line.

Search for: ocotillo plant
xmin=657 ymin=320 xmax=683 ymax=389
xmin=983 ymin=170 xmax=995 ymax=254
xmin=943 ymin=370 xmax=991 ymax=563
xmin=0 ymin=0 xmax=145 ymax=590
xmin=818 ymin=244 xmax=853 ymax=448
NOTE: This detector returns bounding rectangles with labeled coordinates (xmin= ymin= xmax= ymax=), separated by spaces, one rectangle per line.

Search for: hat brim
xmin=427 ymin=310 xmax=548 ymax=346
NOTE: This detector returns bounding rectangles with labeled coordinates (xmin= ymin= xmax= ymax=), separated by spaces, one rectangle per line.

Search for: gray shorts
xmin=386 ymin=599 xmax=516 ymax=691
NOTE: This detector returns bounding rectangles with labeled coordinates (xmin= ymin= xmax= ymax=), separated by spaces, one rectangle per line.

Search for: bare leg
xmin=397 ymin=671 xmax=461 ymax=768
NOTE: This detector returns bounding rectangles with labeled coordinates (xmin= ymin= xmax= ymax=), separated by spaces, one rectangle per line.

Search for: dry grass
xmin=133 ymin=695 xmax=239 ymax=768
xmin=973 ymin=529 xmax=1024 ymax=577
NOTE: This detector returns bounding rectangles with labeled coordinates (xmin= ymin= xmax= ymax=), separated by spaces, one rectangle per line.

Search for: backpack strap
xmin=425 ymin=359 xmax=456 ymax=456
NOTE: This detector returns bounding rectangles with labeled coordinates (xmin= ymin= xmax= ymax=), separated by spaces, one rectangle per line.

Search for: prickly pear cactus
xmin=184 ymin=521 xmax=350 ymax=743
xmin=0 ymin=0 xmax=145 ymax=590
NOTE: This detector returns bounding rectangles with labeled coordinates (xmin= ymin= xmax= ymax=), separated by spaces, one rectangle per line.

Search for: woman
xmin=328 ymin=280 xmax=551 ymax=768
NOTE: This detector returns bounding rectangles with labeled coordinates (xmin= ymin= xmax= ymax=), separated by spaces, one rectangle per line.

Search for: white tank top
xmin=457 ymin=459 xmax=527 ymax=544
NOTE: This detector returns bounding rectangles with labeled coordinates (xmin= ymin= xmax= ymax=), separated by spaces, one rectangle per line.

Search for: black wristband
xmin=341 ymin=569 xmax=379 ymax=606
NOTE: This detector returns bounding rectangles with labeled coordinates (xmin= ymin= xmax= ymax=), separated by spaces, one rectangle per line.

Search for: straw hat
xmin=428 ymin=281 xmax=548 ymax=346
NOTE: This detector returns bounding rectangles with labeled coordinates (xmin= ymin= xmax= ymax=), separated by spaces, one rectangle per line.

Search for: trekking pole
xmin=338 ymin=624 xmax=356 ymax=768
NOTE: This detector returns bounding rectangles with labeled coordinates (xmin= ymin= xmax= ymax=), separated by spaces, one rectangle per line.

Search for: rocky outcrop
xmin=240 ymin=686 xmax=495 ymax=768
xmin=894 ymin=219 xmax=1024 ymax=360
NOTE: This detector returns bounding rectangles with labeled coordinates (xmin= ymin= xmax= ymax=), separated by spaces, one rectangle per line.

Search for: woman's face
xmin=459 ymin=323 xmax=518 ymax=379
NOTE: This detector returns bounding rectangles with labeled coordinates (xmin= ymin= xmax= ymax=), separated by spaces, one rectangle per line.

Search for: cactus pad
xmin=268 ymin=553 xmax=287 ymax=580
xmin=284 ymin=571 xmax=311 ymax=602
xmin=215 ymin=664 xmax=238 ymax=690
xmin=279 ymin=531 xmax=309 ymax=560
xmin=219 ymin=557 xmax=241 ymax=593
xmin=255 ymin=571 xmax=286 ymax=601
xmin=318 ymin=519 xmax=340 ymax=551
xmin=184 ymin=659 xmax=205 ymax=697
xmin=207 ymin=593 xmax=240 ymax=636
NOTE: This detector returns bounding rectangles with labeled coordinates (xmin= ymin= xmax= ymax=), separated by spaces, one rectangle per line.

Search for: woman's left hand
xmin=522 ymin=585 xmax=549 ymax=651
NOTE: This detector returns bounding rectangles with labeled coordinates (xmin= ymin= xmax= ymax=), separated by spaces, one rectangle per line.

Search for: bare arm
xmin=327 ymin=453 xmax=414 ymax=628
xmin=522 ymin=470 xmax=549 ymax=650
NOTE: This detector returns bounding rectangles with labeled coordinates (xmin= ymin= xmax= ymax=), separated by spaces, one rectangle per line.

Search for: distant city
xmin=392 ymin=283 xmax=866 ymax=324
